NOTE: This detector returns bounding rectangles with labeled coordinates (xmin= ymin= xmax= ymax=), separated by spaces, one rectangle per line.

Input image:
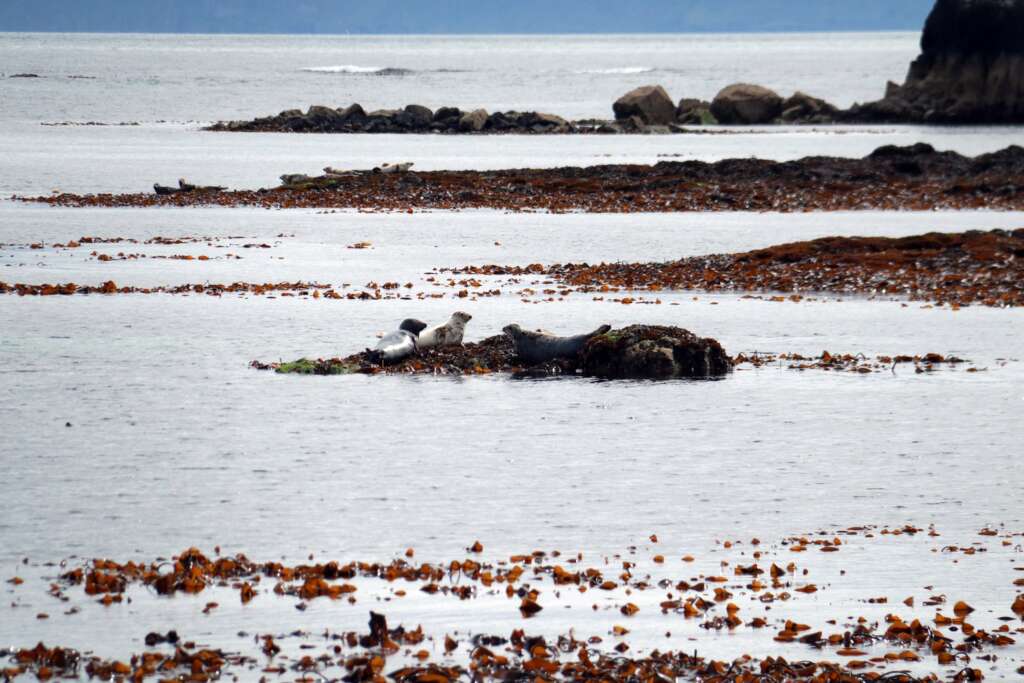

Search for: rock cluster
xmin=209 ymin=103 xmax=575 ymax=134
xmin=842 ymin=0 xmax=1024 ymax=123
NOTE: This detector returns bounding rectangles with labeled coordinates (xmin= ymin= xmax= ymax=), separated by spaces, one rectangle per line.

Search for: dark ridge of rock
xmin=844 ymin=0 xmax=1024 ymax=123
xmin=24 ymin=144 xmax=1024 ymax=213
xmin=579 ymin=326 xmax=731 ymax=380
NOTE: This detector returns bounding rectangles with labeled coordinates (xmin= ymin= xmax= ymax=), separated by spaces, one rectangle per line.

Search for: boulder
xmin=780 ymin=91 xmax=838 ymax=122
xmin=337 ymin=103 xmax=366 ymax=124
xmin=676 ymin=98 xmax=716 ymax=125
xmin=486 ymin=111 xmax=519 ymax=131
xmin=579 ymin=325 xmax=731 ymax=380
xmin=305 ymin=105 xmax=344 ymax=128
xmin=613 ymin=85 xmax=676 ymax=125
xmin=403 ymin=104 xmax=433 ymax=128
xmin=433 ymin=106 xmax=462 ymax=123
xmin=843 ymin=0 xmax=1024 ymax=123
xmin=710 ymin=84 xmax=783 ymax=124
xmin=458 ymin=108 xmax=489 ymax=132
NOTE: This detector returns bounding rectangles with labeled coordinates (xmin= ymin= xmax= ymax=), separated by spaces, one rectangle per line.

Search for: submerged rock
xmin=579 ymin=325 xmax=731 ymax=380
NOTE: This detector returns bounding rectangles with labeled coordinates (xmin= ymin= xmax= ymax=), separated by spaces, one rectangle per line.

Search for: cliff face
xmin=848 ymin=0 xmax=1024 ymax=123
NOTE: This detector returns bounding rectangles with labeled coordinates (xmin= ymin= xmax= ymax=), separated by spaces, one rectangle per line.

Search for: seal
xmin=503 ymin=323 xmax=612 ymax=365
xmin=416 ymin=312 xmax=472 ymax=349
xmin=367 ymin=318 xmax=428 ymax=364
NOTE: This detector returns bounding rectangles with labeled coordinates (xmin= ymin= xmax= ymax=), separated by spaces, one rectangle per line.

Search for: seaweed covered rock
xmin=579 ymin=325 xmax=730 ymax=380
xmin=256 ymin=325 xmax=731 ymax=380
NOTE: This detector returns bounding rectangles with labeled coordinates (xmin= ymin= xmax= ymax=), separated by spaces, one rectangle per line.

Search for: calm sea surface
xmin=1 ymin=32 xmax=1022 ymax=676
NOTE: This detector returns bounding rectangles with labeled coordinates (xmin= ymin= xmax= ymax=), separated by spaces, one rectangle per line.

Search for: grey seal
xmin=417 ymin=311 xmax=472 ymax=349
xmin=367 ymin=318 xmax=427 ymax=364
xmin=503 ymin=323 xmax=612 ymax=365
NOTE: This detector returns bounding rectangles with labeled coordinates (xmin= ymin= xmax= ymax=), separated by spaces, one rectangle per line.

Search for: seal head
xmin=399 ymin=318 xmax=428 ymax=336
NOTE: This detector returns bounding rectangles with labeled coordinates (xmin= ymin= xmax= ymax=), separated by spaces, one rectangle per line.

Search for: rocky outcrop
xmin=710 ymin=83 xmax=784 ymax=124
xmin=580 ymin=326 xmax=731 ymax=380
xmin=844 ymin=0 xmax=1024 ymax=123
xmin=207 ymin=85 xmax=839 ymax=135
xmin=612 ymin=85 xmax=677 ymax=125
xmin=260 ymin=325 xmax=730 ymax=380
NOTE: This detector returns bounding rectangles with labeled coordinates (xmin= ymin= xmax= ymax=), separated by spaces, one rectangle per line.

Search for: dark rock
xmin=676 ymin=98 xmax=716 ymax=125
xmin=403 ymin=104 xmax=433 ymax=128
xmin=780 ymin=91 xmax=838 ymax=123
xmin=486 ymin=111 xmax=519 ymax=131
xmin=710 ymin=83 xmax=783 ymax=124
xmin=305 ymin=105 xmax=344 ymax=128
xmin=338 ymin=103 xmax=366 ymax=124
xmin=519 ymin=111 xmax=570 ymax=131
xmin=844 ymin=0 xmax=1024 ymax=123
xmin=580 ymin=325 xmax=731 ymax=380
xmin=433 ymin=106 xmax=462 ymax=123
xmin=868 ymin=142 xmax=938 ymax=158
xmin=613 ymin=85 xmax=676 ymax=125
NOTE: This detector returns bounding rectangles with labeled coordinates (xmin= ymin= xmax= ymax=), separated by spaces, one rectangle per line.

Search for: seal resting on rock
xmin=417 ymin=312 xmax=472 ymax=349
xmin=503 ymin=323 xmax=611 ymax=365
xmin=368 ymin=318 xmax=427 ymax=364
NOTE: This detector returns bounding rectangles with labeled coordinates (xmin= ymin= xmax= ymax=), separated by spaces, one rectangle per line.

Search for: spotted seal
xmin=367 ymin=318 xmax=428 ymax=363
xmin=416 ymin=312 xmax=472 ymax=349
xmin=503 ymin=323 xmax=612 ymax=365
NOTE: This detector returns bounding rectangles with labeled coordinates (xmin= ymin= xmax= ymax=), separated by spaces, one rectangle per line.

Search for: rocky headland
xmin=20 ymin=144 xmax=1024 ymax=213
xmin=843 ymin=0 xmax=1024 ymax=123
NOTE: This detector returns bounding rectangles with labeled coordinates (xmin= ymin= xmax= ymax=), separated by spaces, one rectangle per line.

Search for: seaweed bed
xmin=13 ymin=144 xmax=1024 ymax=213
xmin=447 ymin=230 xmax=1024 ymax=308
xmin=5 ymin=527 xmax=1022 ymax=682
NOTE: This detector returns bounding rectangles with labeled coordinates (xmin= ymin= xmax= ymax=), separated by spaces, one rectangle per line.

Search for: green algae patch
xmin=265 ymin=358 xmax=361 ymax=375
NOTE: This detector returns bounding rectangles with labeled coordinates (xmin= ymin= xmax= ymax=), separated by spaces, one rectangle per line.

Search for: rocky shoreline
xmin=19 ymin=144 xmax=1024 ymax=213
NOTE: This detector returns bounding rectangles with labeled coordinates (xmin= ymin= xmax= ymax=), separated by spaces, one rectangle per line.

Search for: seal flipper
xmin=399 ymin=318 xmax=428 ymax=337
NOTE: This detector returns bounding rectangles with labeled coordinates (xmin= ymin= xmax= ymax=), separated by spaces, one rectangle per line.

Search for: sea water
xmin=1 ymin=31 xmax=1022 ymax=677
